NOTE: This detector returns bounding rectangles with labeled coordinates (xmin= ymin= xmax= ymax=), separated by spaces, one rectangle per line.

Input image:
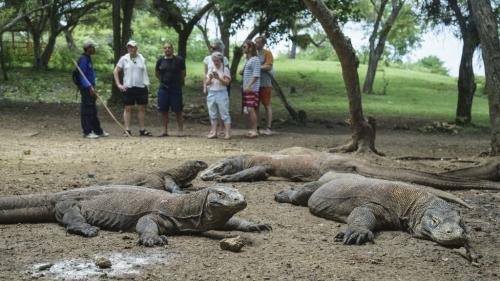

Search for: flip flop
xmin=158 ymin=133 xmax=169 ymax=137
xmin=246 ymin=131 xmax=258 ymax=138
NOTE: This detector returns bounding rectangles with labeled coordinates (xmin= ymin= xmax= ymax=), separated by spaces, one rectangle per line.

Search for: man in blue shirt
xmin=77 ymin=39 xmax=108 ymax=139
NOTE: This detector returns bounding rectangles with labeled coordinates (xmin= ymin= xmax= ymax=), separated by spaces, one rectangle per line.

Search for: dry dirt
xmin=0 ymin=103 xmax=499 ymax=281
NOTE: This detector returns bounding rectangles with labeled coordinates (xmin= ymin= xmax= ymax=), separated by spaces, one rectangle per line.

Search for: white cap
xmin=82 ymin=39 xmax=97 ymax=49
xmin=126 ymin=40 xmax=137 ymax=47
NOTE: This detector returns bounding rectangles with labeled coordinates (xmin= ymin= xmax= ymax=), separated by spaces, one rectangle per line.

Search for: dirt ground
xmin=0 ymin=102 xmax=499 ymax=281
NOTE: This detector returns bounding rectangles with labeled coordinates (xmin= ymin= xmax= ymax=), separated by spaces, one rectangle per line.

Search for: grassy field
xmin=0 ymin=58 xmax=490 ymax=126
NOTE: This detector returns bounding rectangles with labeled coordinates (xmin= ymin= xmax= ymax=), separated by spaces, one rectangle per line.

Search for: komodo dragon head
xmin=205 ymin=185 xmax=247 ymax=214
xmin=413 ymin=200 xmax=467 ymax=247
xmin=200 ymin=156 xmax=251 ymax=181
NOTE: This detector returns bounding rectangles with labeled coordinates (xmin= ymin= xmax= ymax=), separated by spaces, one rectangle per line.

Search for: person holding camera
xmin=204 ymin=52 xmax=232 ymax=139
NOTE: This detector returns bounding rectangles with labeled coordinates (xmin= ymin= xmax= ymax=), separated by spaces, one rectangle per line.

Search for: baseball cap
xmin=82 ymin=39 xmax=97 ymax=48
xmin=126 ymin=40 xmax=137 ymax=47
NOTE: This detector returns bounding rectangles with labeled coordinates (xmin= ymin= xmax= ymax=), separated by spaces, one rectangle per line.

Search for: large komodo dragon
xmin=0 ymin=185 xmax=271 ymax=246
xmin=111 ymin=160 xmax=208 ymax=193
xmin=274 ymin=171 xmax=467 ymax=247
xmin=200 ymin=148 xmax=500 ymax=191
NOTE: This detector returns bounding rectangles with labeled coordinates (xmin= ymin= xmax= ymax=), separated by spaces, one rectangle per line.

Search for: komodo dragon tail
xmin=0 ymin=194 xmax=56 ymax=223
xmin=355 ymin=163 xmax=500 ymax=191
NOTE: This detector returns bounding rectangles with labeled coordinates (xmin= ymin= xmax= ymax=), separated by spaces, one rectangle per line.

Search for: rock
xmin=220 ymin=236 xmax=246 ymax=252
xmin=95 ymin=257 xmax=112 ymax=269
xmin=35 ymin=263 xmax=53 ymax=271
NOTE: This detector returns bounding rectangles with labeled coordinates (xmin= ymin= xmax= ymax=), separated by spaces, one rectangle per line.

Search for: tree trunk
xmin=289 ymin=25 xmax=298 ymax=59
xmin=470 ymin=0 xmax=500 ymax=155
xmin=32 ymin=31 xmax=42 ymax=70
xmin=40 ymin=34 xmax=56 ymax=69
xmin=64 ymin=29 xmax=77 ymax=50
xmin=121 ymin=0 xmax=135 ymax=50
xmin=213 ymin=7 xmax=231 ymax=58
xmin=455 ymin=32 xmax=478 ymax=125
xmin=303 ymin=0 xmax=381 ymax=154
xmin=177 ymin=31 xmax=189 ymax=59
xmin=0 ymin=34 xmax=8 ymax=81
xmin=362 ymin=0 xmax=404 ymax=95
xmin=110 ymin=0 xmax=123 ymax=105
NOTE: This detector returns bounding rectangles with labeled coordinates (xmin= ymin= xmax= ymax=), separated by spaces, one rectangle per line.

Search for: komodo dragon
xmin=0 ymin=185 xmax=271 ymax=246
xmin=199 ymin=151 xmax=500 ymax=190
xmin=274 ymin=172 xmax=467 ymax=247
xmin=112 ymin=160 xmax=208 ymax=193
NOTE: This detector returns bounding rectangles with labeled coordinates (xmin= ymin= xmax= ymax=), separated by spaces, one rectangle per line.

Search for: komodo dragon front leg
xmin=218 ymin=166 xmax=271 ymax=182
xmin=54 ymin=200 xmax=99 ymax=237
xmin=163 ymin=177 xmax=185 ymax=194
xmin=135 ymin=214 xmax=172 ymax=247
xmin=216 ymin=217 xmax=272 ymax=232
xmin=274 ymin=181 xmax=324 ymax=206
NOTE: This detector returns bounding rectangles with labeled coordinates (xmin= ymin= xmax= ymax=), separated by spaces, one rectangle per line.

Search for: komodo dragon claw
xmin=139 ymin=235 xmax=169 ymax=247
xmin=335 ymin=228 xmax=375 ymax=245
xmin=246 ymin=223 xmax=272 ymax=232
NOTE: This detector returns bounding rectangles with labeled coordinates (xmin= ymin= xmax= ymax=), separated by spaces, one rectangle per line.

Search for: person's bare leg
xmin=138 ymin=105 xmax=146 ymax=131
xmin=123 ymin=105 xmax=133 ymax=131
xmin=248 ymin=107 xmax=258 ymax=134
xmin=161 ymin=112 xmax=169 ymax=135
xmin=175 ymin=112 xmax=184 ymax=136
xmin=265 ymin=104 xmax=272 ymax=129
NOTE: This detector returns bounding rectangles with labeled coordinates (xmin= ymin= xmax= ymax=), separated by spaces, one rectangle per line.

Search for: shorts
xmin=157 ymin=86 xmax=183 ymax=113
xmin=259 ymin=87 xmax=272 ymax=106
xmin=123 ymin=87 xmax=148 ymax=106
xmin=242 ymin=90 xmax=259 ymax=109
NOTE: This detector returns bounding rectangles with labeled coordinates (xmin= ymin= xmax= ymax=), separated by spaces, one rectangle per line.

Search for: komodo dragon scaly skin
xmin=200 ymin=151 xmax=500 ymax=190
xmin=274 ymin=172 xmax=467 ymax=247
xmin=0 ymin=185 xmax=271 ymax=246
xmin=113 ymin=160 xmax=208 ymax=193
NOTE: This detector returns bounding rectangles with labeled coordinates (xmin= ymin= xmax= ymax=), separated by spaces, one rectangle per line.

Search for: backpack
xmin=72 ymin=55 xmax=83 ymax=88
xmin=72 ymin=68 xmax=80 ymax=87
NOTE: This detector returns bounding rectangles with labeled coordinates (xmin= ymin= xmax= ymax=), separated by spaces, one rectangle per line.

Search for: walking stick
xmin=72 ymin=59 xmax=131 ymax=137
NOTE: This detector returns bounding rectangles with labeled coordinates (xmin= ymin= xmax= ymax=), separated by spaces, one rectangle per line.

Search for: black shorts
xmin=123 ymin=87 xmax=149 ymax=106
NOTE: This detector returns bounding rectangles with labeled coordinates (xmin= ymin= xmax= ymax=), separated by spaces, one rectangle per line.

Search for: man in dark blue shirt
xmin=155 ymin=41 xmax=186 ymax=137
xmin=77 ymin=39 xmax=108 ymax=139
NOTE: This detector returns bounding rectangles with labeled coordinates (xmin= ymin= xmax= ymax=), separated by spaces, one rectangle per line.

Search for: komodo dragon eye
xmin=431 ymin=217 xmax=440 ymax=227
xmin=217 ymin=191 xmax=225 ymax=198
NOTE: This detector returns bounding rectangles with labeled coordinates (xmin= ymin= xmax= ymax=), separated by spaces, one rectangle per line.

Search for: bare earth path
xmin=0 ymin=103 xmax=499 ymax=280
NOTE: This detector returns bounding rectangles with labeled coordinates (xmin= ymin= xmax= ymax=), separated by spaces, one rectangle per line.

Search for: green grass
xmin=0 ymin=59 xmax=490 ymax=127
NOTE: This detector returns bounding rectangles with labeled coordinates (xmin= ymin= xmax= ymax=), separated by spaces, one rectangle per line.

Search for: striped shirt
xmin=242 ymin=56 xmax=260 ymax=92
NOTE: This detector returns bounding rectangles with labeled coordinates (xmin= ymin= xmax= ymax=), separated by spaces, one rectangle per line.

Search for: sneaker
xmin=261 ymin=128 xmax=273 ymax=136
xmin=99 ymin=131 xmax=110 ymax=137
xmin=84 ymin=132 xmax=99 ymax=139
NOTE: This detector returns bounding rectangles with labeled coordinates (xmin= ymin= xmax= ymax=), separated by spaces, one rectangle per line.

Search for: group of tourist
xmin=75 ymin=36 xmax=274 ymax=140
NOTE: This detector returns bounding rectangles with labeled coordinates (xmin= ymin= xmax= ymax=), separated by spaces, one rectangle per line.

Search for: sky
xmin=265 ymin=22 xmax=485 ymax=77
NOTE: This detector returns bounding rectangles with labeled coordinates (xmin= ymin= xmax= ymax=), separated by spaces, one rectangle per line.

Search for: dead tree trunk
xmin=270 ymin=76 xmax=299 ymax=121
xmin=470 ymin=0 xmax=500 ymax=155
xmin=303 ymin=0 xmax=381 ymax=155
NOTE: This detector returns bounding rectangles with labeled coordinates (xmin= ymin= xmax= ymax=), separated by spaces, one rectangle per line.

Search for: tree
xmin=40 ymin=0 xmax=107 ymax=69
xmin=153 ymin=0 xmax=214 ymax=59
xmin=109 ymin=0 xmax=136 ymax=105
xmin=470 ymin=0 xmax=500 ymax=155
xmin=302 ymin=0 xmax=381 ymax=154
xmin=422 ymin=0 xmax=480 ymax=125
xmin=0 ymin=1 xmax=53 ymax=78
xmin=361 ymin=0 xmax=406 ymax=95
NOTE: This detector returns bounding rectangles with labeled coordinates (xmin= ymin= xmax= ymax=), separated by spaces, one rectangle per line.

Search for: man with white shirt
xmin=113 ymin=40 xmax=152 ymax=137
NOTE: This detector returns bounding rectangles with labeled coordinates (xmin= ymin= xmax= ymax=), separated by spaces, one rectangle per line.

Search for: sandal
xmin=207 ymin=132 xmax=217 ymax=139
xmin=123 ymin=129 xmax=132 ymax=137
xmin=158 ymin=132 xmax=169 ymax=137
xmin=139 ymin=129 xmax=153 ymax=137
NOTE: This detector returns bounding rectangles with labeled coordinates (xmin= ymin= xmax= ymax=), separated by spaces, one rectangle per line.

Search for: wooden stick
xmin=72 ymin=59 xmax=131 ymax=137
